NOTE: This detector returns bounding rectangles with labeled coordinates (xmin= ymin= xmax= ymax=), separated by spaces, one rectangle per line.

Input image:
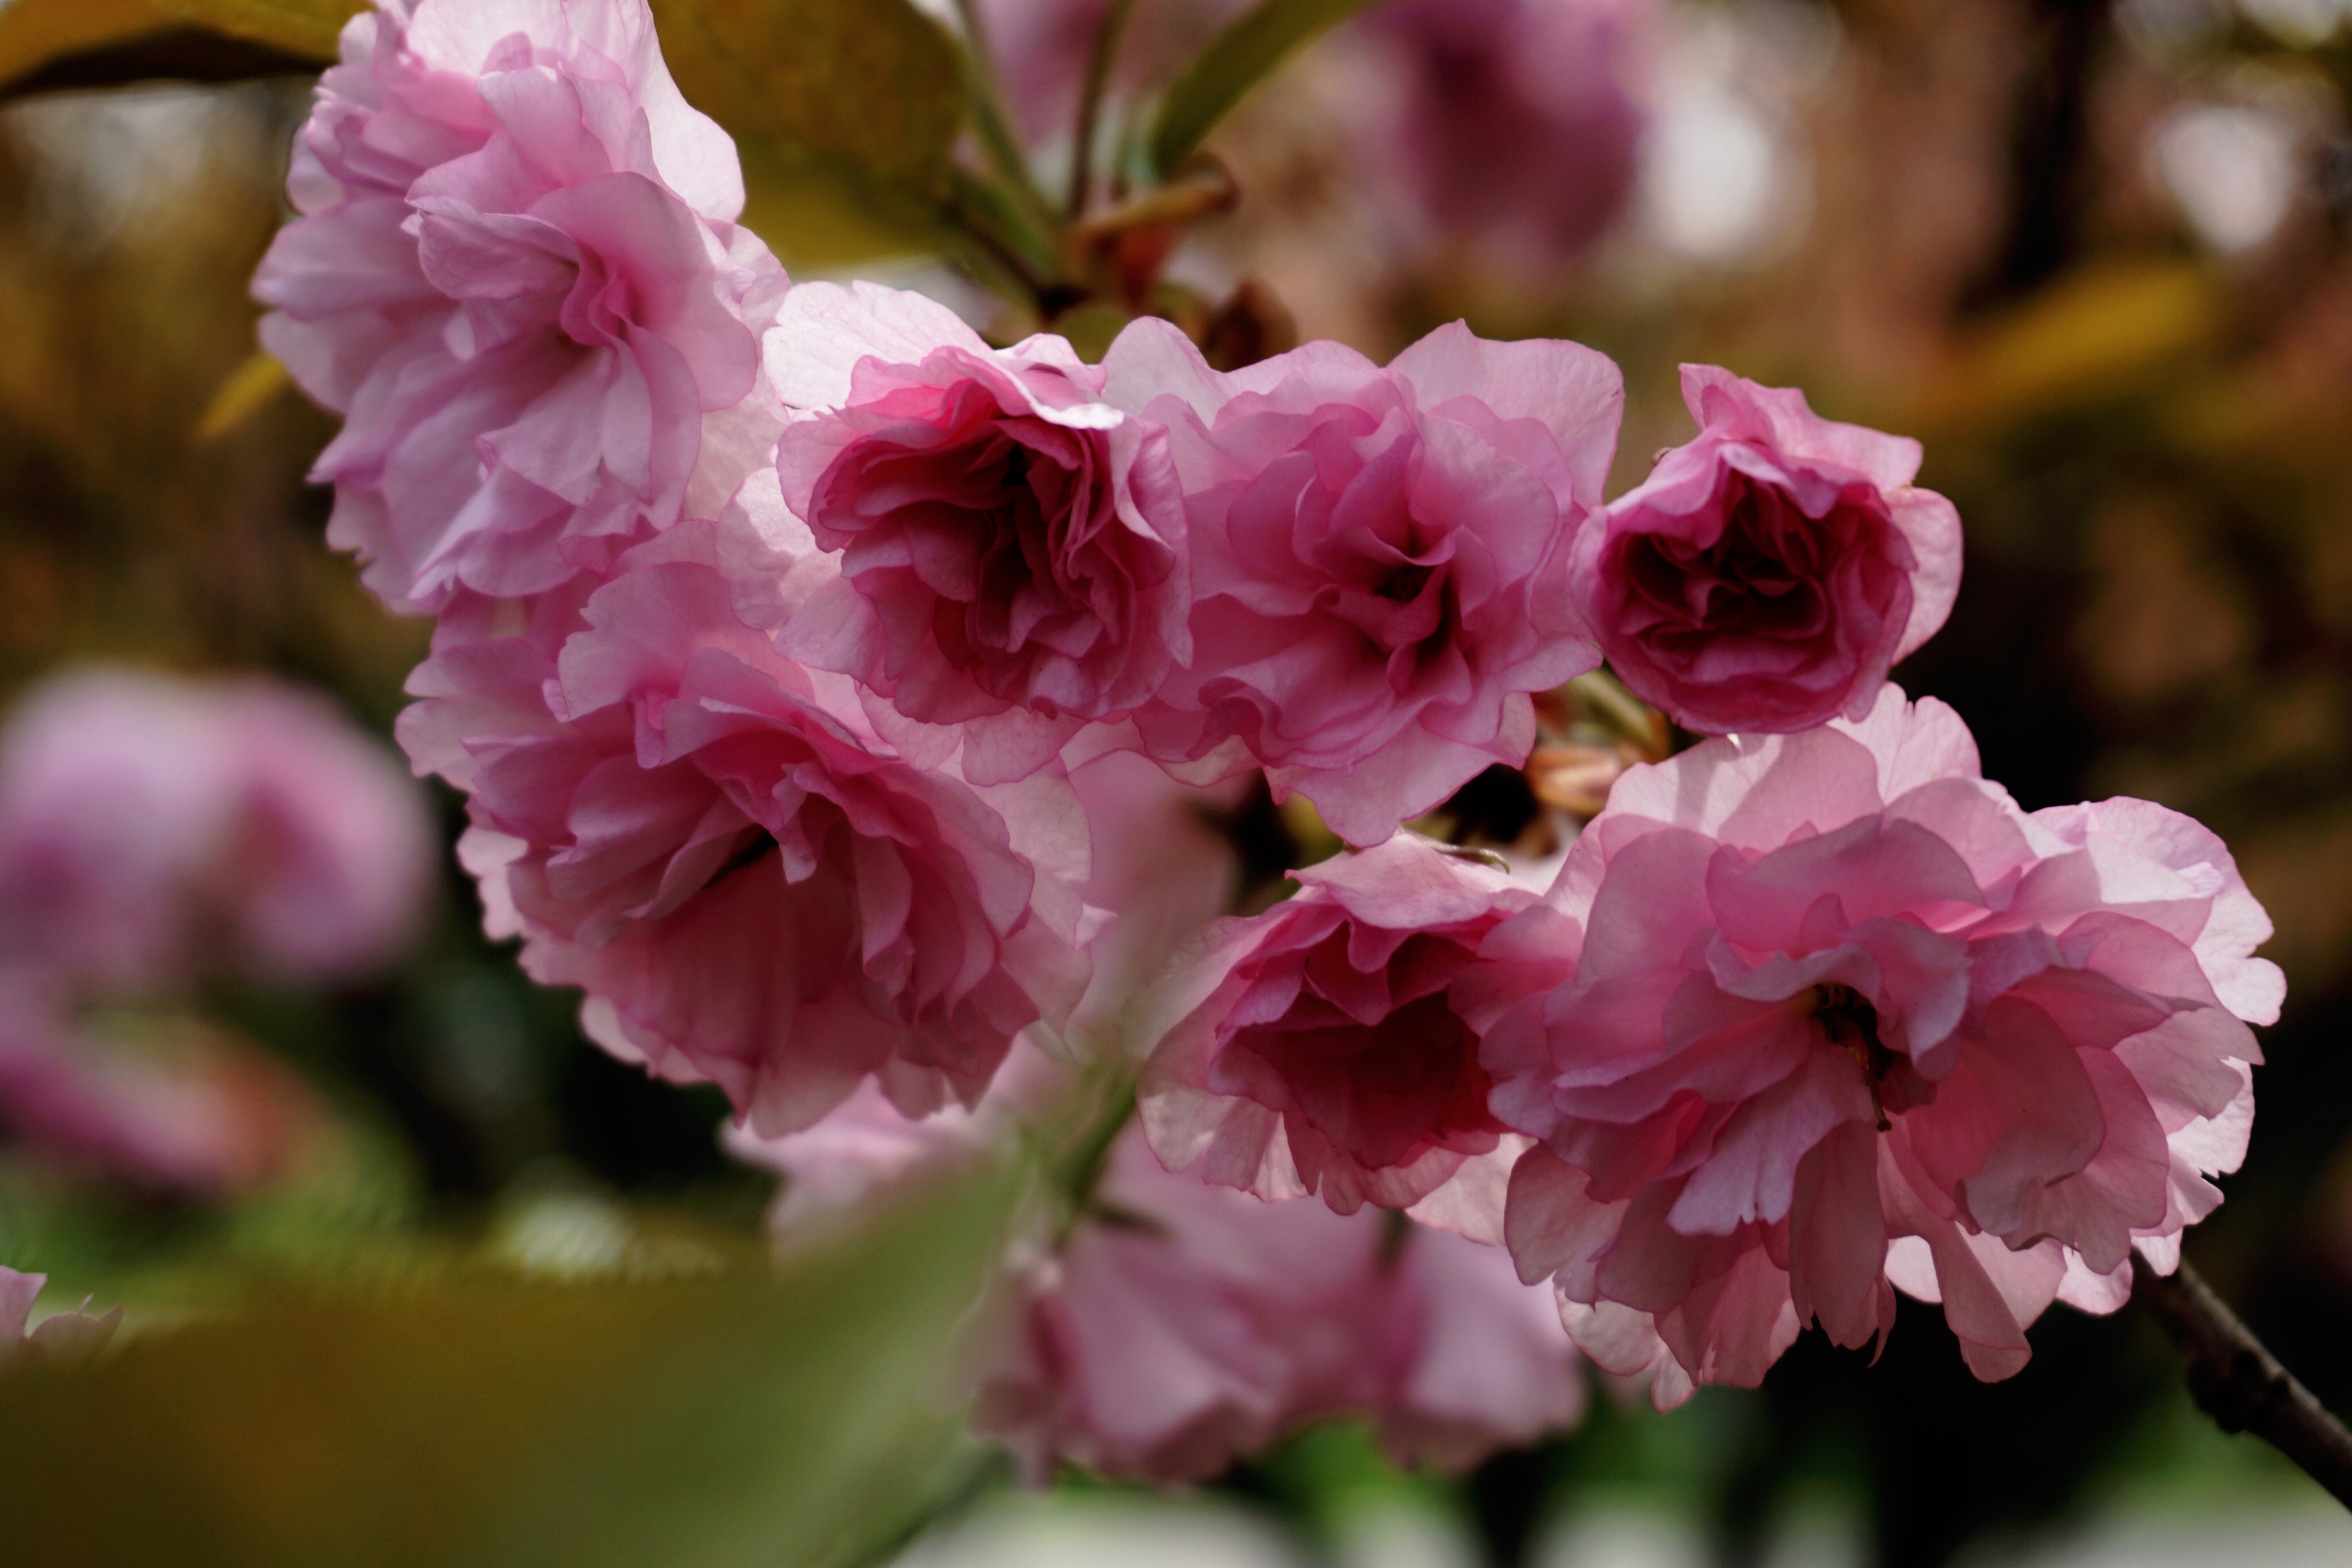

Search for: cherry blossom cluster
xmin=256 ymin=0 xmax=2280 ymax=1475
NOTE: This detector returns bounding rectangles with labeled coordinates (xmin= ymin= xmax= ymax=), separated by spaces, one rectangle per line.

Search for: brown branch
xmin=2133 ymin=1252 xmax=2352 ymax=1511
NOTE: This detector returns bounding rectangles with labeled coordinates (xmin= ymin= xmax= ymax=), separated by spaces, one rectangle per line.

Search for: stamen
xmin=1814 ymin=983 xmax=1894 ymax=1132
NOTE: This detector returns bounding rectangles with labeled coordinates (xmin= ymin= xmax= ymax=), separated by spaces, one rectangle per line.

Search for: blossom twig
xmin=2133 ymin=1252 xmax=2352 ymax=1510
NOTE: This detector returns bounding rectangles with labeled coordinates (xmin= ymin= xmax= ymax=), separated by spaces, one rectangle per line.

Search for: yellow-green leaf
xmin=650 ymin=0 xmax=972 ymax=267
xmin=0 ymin=0 xmax=352 ymax=97
xmin=735 ymin=133 xmax=957 ymax=272
xmin=160 ymin=0 xmax=362 ymax=59
xmin=0 ymin=1168 xmax=1021 ymax=1568
xmin=0 ymin=0 xmax=187 ymax=93
xmin=195 ymin=349 xmax=291 ymax=442
xmin=1148 ymin=0 xmax=1385 ymax=178
xmin=0 ymin=0 xmax=966 ymax=269
xmin=1909 ymin=258 xmax=2224 ymax=431
xmin=653 ymin=0 xmax=965 ymax=191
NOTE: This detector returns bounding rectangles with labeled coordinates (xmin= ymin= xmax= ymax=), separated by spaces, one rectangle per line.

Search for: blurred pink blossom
xmin=1135 ymin=833 xmax=1574 ymax=1214
xmin=1485 ymin=687 xmax=2277 ymax=1401
xmin=726 ymin=1077 xmax=995 ymax=1231
xmin=1099 ymin=319 xmax=1619 ymax=845
xmin=974 ymin=1125 xmax=1583 ymax=1479
xmin=973 ymin=0 xmax=1249 ymax=152
xmin=736 ymin=1071 xmax=1584 ymax=1481
xmin=971 ymin=0 xmax=1645 ymax=277
xmin=400 ymin=522 xmax=1091 ymax=1135
xmin=1358 ymin=0 xmax=1651 ymax=269
xmin=0 ymin=989 xmax=317 ymax=1194
xmin=1572 ymin=367 xmax=1961 ymax=735
xmin=767 ymin=283 xmax=1189 ymax=785
xmin=730 ymin=1010 xmax=1583 ymax=1482
xmin=0 ymin=667 xmax=435 ymax=993
xmin=0 ymin=1267 xmax=118 ymax=1373
xmin=254 ymin=0 xmax=787 ymax=613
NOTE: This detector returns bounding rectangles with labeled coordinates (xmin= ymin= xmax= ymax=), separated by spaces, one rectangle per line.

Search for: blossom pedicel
xmin=1485 ymin=687 xmax=2276 ymax=1400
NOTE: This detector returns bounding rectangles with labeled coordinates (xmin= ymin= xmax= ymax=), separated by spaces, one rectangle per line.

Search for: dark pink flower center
xmin=1813 ymin=981 xmax=1898 ymax=1132
xmin=1212 ymin=930 xmax=1500 ymax=1170
xmin=1617 ymin=470 xmax=1906 ymax=668
xmin=803 ymin=371 xmax=1180 ymax=718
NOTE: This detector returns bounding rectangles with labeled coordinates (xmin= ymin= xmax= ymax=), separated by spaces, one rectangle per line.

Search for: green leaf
xmin=0 ymin=1169 xmax=1022 ymax=1568
xmin=1148 ymin=0 xmax=1387 ymax=179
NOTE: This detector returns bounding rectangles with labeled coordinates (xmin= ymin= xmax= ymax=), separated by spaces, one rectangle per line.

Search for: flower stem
xmin=2133 ymin=1251 xmax=2352 ymax=1510
xmin=951 ymin=0 xmax=1062 ymax=242
xmin=1040 ymin=1060 xmax=1142 ymax=1244
xmin=1066 ymin=0 xmax=1139 ymax=221
xmin=942 ymin=168 xmax=1055 ymax=295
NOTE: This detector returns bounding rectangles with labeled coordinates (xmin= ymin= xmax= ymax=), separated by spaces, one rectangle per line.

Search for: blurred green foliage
xmin=1 ymin=1164 xmax=1018 ymax=1568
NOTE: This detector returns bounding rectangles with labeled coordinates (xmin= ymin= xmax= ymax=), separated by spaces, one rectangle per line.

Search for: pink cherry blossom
xmin=0 ymin=668 xmax=434 ymax=994
xmin=1099 ymin=318 xmax=1617 ymax=845
xmin=1135 ymin=833 xmax=1576 ymax=1214
xmin=0 ymin=1267 xmax=119 ymax=1373
xmin=1359 ymin=0 xmax=1651 ymax=269
xmin=764 ymin=282 xmax=1189 ymax=785
xmin=254 ymin=0 xmax=787 ymax=613
xmin=1487 ymin=686 xmax=2277 ymax=1400
xmin=1572 ymin=366 xmax=1961 ymax=735
xmin=399 ymin=521 xmax=1090 ymax=1134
